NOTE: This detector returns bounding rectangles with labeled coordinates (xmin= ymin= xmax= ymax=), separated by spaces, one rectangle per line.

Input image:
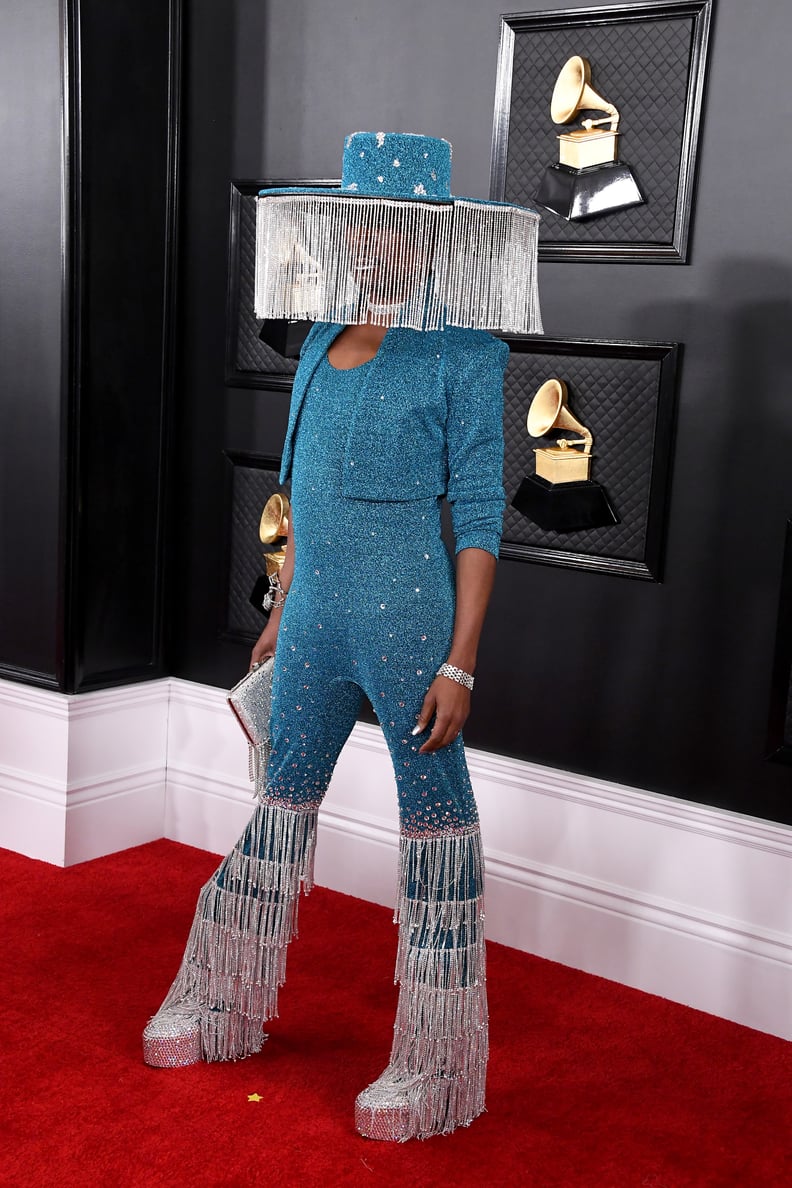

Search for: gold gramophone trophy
xmin=511 ymin=379 xmax=617 ymax=531
xmin=259 ymin=493 xmax=290 ymax=574
xmin=534 ymin=56 xmax=644 ymax=221
xmin=249 ymin=492 xmax=291 ymax=616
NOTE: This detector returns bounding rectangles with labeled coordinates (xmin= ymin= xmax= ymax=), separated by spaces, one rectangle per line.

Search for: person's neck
xmin=351 ymin=320 xmax=388 ymax=343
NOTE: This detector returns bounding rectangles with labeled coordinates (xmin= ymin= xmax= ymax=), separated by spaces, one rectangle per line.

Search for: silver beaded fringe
xmin=146 ymin=801 xmax=318 ymax=1062
xmin=255 ymin=193 xmax=543 ymax=334
xmin=356 ymin=826 xmax=488 ymax=1140
xmin=248 ymin=739 xmax=271 ymax=792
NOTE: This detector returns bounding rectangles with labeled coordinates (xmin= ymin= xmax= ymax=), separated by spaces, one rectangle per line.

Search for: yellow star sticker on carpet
xmin=247 ymin=1093 xmax=264 ymax=1102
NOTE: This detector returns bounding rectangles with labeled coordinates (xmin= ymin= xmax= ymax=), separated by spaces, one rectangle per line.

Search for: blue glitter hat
xmin=255 ymin=132 xmax=543 ymax=333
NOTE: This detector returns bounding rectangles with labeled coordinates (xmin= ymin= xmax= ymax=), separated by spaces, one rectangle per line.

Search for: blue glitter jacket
xmin=280 ymin=322 xmax=509 ymax=558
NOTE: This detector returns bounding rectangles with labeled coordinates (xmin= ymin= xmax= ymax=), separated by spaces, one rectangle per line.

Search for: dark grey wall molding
xmin=0 ymin=1 xmax=181 ymax=692
xmin=766 ymin=520 xmax=792 ymax=766
xmin=58 ymin=0 xmax=181 ymax=691
xmin=0 ymin=1 xmax=64 ymax=686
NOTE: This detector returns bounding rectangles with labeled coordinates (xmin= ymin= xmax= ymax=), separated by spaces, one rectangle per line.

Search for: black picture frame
xmin=220 ymin=451 xmax=289 ymax=644
xmin=490 ymin=1 xmax=714 ymax=263
xmin=766 ymin=520 xmax=792 ymax=766
xmin=499 ymin=335 xmax=679 ymax=579
xmin=225 ymin=178 xmax=337 ymax=390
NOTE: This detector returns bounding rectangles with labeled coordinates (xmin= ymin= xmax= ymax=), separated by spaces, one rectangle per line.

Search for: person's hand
xmin=412 ymin=674 xmax=471 ymax=754
xmin=250 ymin=613 xmax=281 ymax=669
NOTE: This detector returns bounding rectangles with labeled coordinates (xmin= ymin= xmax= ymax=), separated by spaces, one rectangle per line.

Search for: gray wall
xmin=174 ymin=0 xmax=792 ymax=825
xmin=0 ymin=1 xmax=64 ymax=683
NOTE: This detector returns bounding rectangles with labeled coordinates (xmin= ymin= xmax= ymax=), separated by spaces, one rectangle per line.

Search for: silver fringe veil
xmin=355 ymin=826 xmax=488 ymax=1141
xmin=146 ymin=802 xmax=318 ymax=1062
xmin=255 ymin=194 xmax=543 ymax=334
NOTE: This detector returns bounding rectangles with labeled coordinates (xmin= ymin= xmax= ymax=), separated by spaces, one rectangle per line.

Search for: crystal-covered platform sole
xmin=355 ymin=1073 xmax=413 ymax=1142
xmin=354 ymin=1068 xmax=482 ymax=1142
xmin=142 ymin=1001 xmax=269 ymax=1067
xmin=142 ymin=1004 xmax=202 ymax=1068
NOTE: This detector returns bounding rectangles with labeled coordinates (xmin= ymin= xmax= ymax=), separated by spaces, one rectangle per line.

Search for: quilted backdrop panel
xmin=229 ymin=187 xmax=300 ymax=382
xmin=497 ymin=8 xmax=700 ymax=252
xmin=502 ymin=342 xmax=670 ymax=567
xmin=225 ymin=456 xmax=290 ymax=640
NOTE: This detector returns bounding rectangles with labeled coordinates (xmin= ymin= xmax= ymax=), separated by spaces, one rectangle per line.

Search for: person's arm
xmin=446 ymin=547 xmax=497 ymax=673
xmin=413 ymin=547 xmax=496 ymax=753
xmin=413 ymin=333 xmax=509 ymax=754
xmin=250 ymin=512 xmax=295 ymax=667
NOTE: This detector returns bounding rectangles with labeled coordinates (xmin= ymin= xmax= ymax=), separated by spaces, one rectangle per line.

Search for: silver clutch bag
xmin=227 ymin=656 xmax=274 ymax=792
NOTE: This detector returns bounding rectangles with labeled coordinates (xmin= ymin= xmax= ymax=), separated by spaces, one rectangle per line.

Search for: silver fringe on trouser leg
xmin=355 ymin=826 xmax=487 ymax=1141
xmin=143 ymin=801 xmax=317 ymax=1066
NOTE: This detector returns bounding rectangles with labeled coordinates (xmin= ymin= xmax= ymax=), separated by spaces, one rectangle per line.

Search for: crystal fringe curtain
xmin=255 ymin=194 xmax=543 ymax=334
xmin=151 ymin=802 xmax=318 ymax=1061
xmin=356 ymin=826 xmax=488 ymax=1140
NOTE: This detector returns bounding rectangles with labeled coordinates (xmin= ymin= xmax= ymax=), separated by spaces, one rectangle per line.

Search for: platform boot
xmin=355 ymin=826 xmax=488 ymax=1140
xmin=142 ymin=801 xmax=318 ymax=1066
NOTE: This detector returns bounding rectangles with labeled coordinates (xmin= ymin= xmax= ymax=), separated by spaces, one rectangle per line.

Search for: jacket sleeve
xmin=445 ymin=333 xmax=510 ymax=558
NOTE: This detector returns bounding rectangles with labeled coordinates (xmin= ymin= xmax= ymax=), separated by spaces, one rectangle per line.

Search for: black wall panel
xmin=63 ymin=0 xmax=180 ymax=690
xmin=0 ymin=1 xmax=64 ymax=687
xmin=0 ymin=2 xmax=179 ymax=693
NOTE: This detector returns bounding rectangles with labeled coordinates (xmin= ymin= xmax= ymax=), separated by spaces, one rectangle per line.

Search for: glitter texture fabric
xmin=338 ymin=131 xmax=453 ymax=200
xmin=255 ymin=132 xmax=543 ymax=333
xmin=279 ymin=321 xmax=509 ymax=557
xmin=144 ymin=327 xmax=502 ymax=1136
xmin=262 ymin=328 xmax=506 ymax=835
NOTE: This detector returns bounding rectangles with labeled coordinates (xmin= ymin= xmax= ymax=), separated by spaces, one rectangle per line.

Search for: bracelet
xmin=262 ymin=573 xmax=288 ymax=611
xmin=437 ymin=662 xmax=475 ymax=691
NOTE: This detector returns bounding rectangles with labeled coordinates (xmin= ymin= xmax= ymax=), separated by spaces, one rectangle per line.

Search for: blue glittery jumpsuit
xmin=150 ymin=323 xmax=509 ymax=1111
xmin=260 ymin=324 xmax=509 ymax=835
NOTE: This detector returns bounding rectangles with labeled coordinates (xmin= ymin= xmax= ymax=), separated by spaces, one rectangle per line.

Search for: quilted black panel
xmin=230 ymin=189 xmax=299 ymax=381
xmin=497 ymin=8 xmax=702 ymax=253
xmin=224 ymin=457 xmax=290 ymax=640
xmin=502 ymin=342 xmax=670 ymax=567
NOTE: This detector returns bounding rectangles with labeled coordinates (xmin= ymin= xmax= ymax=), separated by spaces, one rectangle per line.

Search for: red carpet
xmin=1 ymin=840 xmax=790 ymax=1187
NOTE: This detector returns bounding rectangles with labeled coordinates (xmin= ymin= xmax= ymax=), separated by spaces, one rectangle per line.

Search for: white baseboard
xmin=0 ymin=679 xmax=169 ymax=865
xmin=2 ymin=675 xmax=791 ymax=1041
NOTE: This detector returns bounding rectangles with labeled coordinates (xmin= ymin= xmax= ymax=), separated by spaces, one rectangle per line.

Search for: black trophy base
xmin=249 ymin=573 xmax=272 ymax=618
xmin=258 ymin=318 xmax=312 ymax=359
xmin=535 ymin=162 xmax=644 ymax=222
xmin=512 ymin=475 xmax=618 ymax=533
